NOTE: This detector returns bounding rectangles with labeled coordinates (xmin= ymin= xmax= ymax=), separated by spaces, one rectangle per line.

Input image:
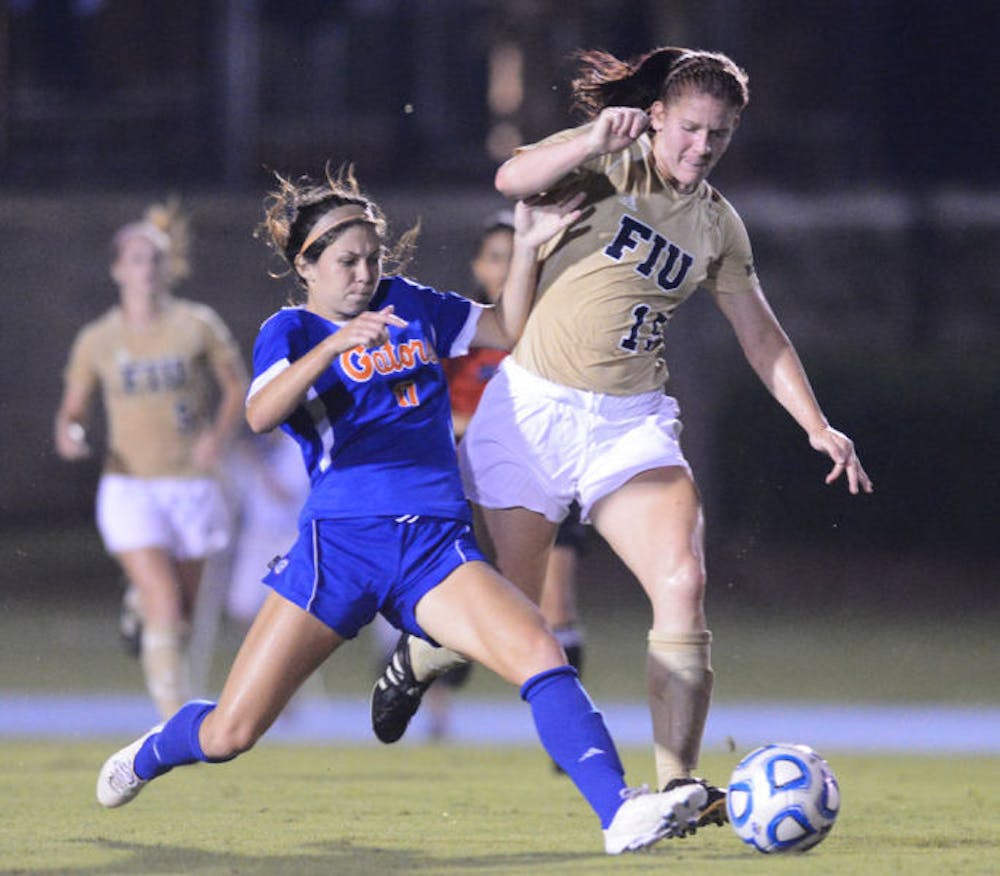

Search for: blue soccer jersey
xmin=249 ymin=275 xmax=483 ymax=524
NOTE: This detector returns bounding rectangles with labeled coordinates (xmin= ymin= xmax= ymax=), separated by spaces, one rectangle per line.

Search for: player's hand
xmin=587 ymin=107 xmax=650 ymax=156
xmin=808 ymin=426 xmax=874 ymax=494
xmin=514 ymin=191 xmax=586 ymax=248
xmin=331 ymin=305 xmax=409 ymax=352
xmin=55 ymin=421 xmax=91 ymax=460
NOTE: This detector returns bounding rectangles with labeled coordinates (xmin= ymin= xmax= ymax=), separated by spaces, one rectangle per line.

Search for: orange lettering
xmin=340 ymin=345 xmax=373 ymax=380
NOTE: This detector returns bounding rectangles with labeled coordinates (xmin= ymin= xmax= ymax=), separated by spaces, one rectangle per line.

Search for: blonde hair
xmin=111 ymin=197 xmax=192 ymax=286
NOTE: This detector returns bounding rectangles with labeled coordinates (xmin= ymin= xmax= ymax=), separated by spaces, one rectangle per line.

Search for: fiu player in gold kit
xmin=54 ymin=202 xmax=248 ymax=719
xmin=371 ymin=47 xmax=873 ymax=828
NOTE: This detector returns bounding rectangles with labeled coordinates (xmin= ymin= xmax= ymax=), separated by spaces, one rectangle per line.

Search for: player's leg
xmin=371 ymin=359 xmax=569 ymax=743
xmin=118 ymin=575 xmax=143 ymax=657
xmin=369 ymin=504 xmax=556 ymax=744
xmin=539 ymin=506 xmax=586 ymax=675
xmin=407 ymin=503 xmax=556 ymax=674
xmin=97 ymin=590 xmax=342 ymax=808
xmin=537 ymin=512 xmax=586 ymax=773
xmin=417 ymin=560 xmax=557 ymax=685
xmin=416 ymin=561 xmax=706 ymax=853
xmin=198 ymin=591 xmax=341 ymax=756
xmin=481 ymin=504 xmax=558 ymax=604
xmin=589 ymin=466 xmax=725 ymax=824
xmin=169 ymin=476 xmax=234 ymax=696
xmin=116 ymin=546 xmax=196 ymax=718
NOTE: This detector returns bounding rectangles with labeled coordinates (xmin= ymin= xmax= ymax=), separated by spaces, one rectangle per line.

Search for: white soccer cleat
xmin=96 ymin=724 xmax=162 ymax=809
xmin=603 ymin=782 xmax=708 ymax=854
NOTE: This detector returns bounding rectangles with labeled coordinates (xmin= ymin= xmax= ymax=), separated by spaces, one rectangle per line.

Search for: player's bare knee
xmin=489 ymin=620 xmax=565 ymax=683
xmin=522 ymin=623 xmax=568 ymax=673
xmin=199 ymin=714 xmax=261 ymax=759
xmin=650 ymin=556 xmax=705 ymax=612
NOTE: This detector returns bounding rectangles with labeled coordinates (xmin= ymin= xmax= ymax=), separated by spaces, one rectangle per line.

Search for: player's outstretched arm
xmin=713 ymin=285 xmax=874 ymax=495
xmin=472 ymin=192 xmax=584 ymax=351
xmin=807 ymin=426 xmax=873 ymax=495
xmin=495 ymin=107 xmax=649 ymax=200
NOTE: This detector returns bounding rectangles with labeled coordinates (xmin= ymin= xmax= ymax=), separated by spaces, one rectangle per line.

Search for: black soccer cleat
xmin=370 ymin=633 xmax=431 ymax=744
xmin=662 ymin=777 xmax=729 ymax=829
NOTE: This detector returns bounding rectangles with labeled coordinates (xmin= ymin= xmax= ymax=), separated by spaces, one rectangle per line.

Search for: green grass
xmin=2 ymin=589 xmax=998 ymax=706
xmin=3 ymin=521 xmax=998 ymax=705
xmin=3 ymin=525 xmax=999 ymax=873
xmin=1 ymin=744 xmax=997 ymax=874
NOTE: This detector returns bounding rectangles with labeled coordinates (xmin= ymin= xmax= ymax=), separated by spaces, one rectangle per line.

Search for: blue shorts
xmin=263 ymin=515 xmax=486 ymax=640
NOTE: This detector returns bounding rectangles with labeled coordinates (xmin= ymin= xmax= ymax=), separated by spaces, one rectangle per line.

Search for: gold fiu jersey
xmin=63 ymin=298 xmax=242 ymax=477
xmin=512 ymin=127 xmax=760 ymax=394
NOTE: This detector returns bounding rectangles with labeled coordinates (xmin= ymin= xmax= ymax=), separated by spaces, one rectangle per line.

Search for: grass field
xmin=2 ymin=744 xmax=998 ymax=875
xmin=3 ymin=524 xmax=998 ymax=873
xmin=3 ymin=523 xmax=998 ymax=705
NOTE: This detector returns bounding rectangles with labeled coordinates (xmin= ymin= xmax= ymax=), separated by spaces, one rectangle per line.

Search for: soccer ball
xmin=726 ymin=742 xmax=840 ymax=854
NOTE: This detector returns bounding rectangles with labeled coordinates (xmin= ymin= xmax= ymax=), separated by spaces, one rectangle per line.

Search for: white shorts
xmin=458 ymin=357 xmax=689 ymax=524
xmin=96 ymin=474 xmax=231 ymax=560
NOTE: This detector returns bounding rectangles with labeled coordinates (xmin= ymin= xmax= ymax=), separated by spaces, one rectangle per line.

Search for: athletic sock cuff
xmin=647 ymin=629 xmax=712 ymax=648
xmin=519 ymin=665 xmax=578 ymax=702
xmin=185 ymin=699 xmax=216 ymax=762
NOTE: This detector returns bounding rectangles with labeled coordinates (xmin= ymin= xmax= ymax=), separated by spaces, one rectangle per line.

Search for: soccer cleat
xmin=370 ymin=633 xmax=431 ymax=744
xmin=96 ymin=724 xmax=162 ymax=808
xmin=663 ymin=776 xmax=729 ymax=828
xmin=603 ymin=782 xmax=707 ymax=854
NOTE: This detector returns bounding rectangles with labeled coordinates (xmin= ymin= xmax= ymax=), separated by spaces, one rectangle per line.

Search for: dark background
xmin=1 ymin=0 xmax=997 ymax=613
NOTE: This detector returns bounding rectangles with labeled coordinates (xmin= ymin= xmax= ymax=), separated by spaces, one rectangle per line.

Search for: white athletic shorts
xmin=96 ymin=474 xmax=231 ymax=560
xmin=458 ymin=357 xmax=689 ymax=524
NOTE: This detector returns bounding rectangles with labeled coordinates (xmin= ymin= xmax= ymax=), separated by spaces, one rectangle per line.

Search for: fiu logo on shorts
xmin=340 ymin=338 xmax=436 ymax=407
xmin=604 ymin=214 xmax=694 ymax=292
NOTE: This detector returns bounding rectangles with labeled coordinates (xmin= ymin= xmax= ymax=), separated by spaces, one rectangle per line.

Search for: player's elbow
xmin=244 ymin=397 xmax=276 ymax=435
xmin=494 ymin=161 xmax=522 ymax=200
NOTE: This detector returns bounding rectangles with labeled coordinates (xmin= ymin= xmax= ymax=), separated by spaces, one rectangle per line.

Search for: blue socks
xmin=133 ymin=699 xmax=221 ymax=781
xmin=133 ymin=674 xmax=628 ymax=830
xmin=520 ymin=666 xmax=627 ymax=828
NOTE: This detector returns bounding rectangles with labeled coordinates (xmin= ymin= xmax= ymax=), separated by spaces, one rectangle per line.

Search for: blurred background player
xmin=95 ymin=166 xmax=710 ymax=856
xmin=219 ymin=428 xmax=311 ymax=628
xmin=371 ymin=47 xmax=873 ymax=825
xmin=54 ymin=200 xmax=248 ymax=719
xmin=186 ymin=425 xmax=312 ymax=695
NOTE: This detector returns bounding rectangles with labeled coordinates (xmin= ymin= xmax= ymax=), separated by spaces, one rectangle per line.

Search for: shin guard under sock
xmin=521 ymin=666 xmax=626 ymax=827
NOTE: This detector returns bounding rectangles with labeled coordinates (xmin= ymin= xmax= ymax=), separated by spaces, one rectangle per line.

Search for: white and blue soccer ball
xmin=726 ymin=742 xmax=840 ymax=854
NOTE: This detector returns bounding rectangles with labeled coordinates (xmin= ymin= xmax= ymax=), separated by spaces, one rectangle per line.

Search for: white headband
xmin=297 ymin=205 xmax=372 ymax=258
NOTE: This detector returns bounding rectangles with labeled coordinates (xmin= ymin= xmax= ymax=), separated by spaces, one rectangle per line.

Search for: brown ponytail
xmin=570 ymin=46 xmax=749 ymax=119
